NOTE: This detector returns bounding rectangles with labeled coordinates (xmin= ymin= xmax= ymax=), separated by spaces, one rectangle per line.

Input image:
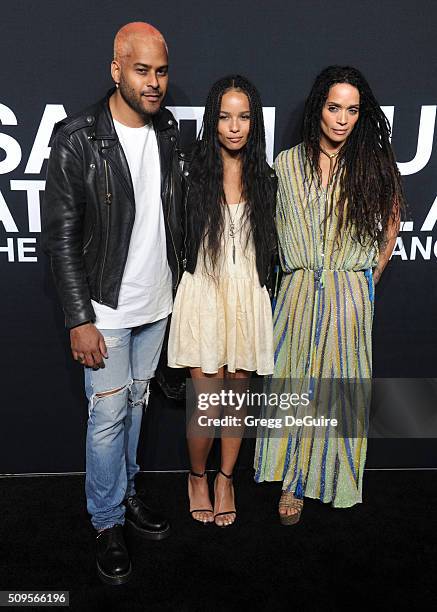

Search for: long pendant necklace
xmin=320 ymin=145 xmax=340 ymax=188
xmin=225 ymin=194 xmax=242 ymax=264
xmin=317 ymin=145 xmax=342 ymax=282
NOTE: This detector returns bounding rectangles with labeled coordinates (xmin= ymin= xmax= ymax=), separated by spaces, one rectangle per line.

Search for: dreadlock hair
xmin=187 ymin=74 xmax=276 ymax=274
xmin=302 ymin=65 xmax=405 ymax=247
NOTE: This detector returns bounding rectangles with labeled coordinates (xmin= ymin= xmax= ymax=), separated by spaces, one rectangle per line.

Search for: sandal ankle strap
xmin=190 ymin=470 xmax=206 ymax=478
xmin=218 ymin=469 xmax=233 ymax=479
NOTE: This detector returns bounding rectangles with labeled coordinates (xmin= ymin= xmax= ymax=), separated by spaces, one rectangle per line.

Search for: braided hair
xmin=302 ymin=65 xmax=405 ymax=246
xmin=188 ymin=75 xmax=276 ymax=273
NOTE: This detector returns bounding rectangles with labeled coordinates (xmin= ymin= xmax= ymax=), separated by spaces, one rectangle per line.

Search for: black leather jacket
xmin=180 ymin=150 xmax=278 ymax=291
xmin=42 ymin=88 xmax=183 ymax=329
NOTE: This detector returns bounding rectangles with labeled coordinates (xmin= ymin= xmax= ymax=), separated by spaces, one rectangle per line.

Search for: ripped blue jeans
xmin=84 ymin=317 xmax=168 ymax=531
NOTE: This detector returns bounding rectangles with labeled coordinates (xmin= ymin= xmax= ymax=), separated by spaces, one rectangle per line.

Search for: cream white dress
xmin=168 ymin=203 xmax=274 ymax=375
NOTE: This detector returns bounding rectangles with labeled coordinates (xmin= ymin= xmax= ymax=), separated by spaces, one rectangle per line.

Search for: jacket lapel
xmin=95 ymin=90 xmax=135 ymax=207
xmin=153 ymin=109 xmax=176 ymax=200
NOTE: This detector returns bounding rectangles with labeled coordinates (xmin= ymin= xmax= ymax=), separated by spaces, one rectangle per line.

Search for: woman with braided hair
xmin=168 ymin=75 xmax=277 ymax=527
xmin=255 ymin=65 xmax=405 ymax=523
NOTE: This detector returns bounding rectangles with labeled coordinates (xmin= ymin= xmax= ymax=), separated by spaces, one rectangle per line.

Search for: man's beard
xmin=118 ymin=78 xmax=161 ymax=118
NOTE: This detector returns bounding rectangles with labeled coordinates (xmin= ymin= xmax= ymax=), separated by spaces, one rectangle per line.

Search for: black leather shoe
xmin=96 ymin=525 xmax=132 ymax=585
xmin=124 ymin=495 xmax=171 ymax=541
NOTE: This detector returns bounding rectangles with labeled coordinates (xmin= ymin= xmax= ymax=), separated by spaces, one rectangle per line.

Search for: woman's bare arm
xmin=373 ymin=204 xmax=401 ymax=285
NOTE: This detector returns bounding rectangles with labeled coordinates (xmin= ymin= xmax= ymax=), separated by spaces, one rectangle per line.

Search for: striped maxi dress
xmin=254 ymin=143 xmax=378 ymax=508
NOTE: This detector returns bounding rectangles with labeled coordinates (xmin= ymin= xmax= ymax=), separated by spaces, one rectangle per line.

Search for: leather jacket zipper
xmin=167 ymin=166 xmax=181 ymax=289
xmin=104 ymin=157 xmax=112 ymax=205
xmin=99 ymin=156 xmax=112 ymax=302
xmin=155 ymin=128 xmax=180 ymax=290
xmin=183 ymin=180 xmax=189 ymax=270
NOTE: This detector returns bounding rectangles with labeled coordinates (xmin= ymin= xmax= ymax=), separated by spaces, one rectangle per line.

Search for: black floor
xmin=1 ymin=470 xmax=436 ymax=611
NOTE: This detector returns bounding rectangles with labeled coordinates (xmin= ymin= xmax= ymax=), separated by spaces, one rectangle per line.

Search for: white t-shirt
xmin=91 ymin=119 xmax=173 ymax=329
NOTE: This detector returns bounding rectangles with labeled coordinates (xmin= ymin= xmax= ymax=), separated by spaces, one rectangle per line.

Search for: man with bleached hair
xmin=43 ymin=22 xmax=183 ymax=585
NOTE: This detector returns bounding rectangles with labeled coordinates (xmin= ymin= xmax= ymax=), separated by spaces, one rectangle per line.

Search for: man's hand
xmin=70 ymin=323 xmax=108 ymax=368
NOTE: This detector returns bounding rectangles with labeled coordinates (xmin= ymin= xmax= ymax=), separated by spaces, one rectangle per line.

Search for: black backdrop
xmin=1 ymin=0 xmax=436 ymax=473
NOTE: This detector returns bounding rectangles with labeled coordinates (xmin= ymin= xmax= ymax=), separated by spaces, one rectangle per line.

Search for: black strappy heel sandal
xmin=213 ymin=469 xmax=236 ymax=528
xmin=188 ymin=470 xmax=214 ymax=524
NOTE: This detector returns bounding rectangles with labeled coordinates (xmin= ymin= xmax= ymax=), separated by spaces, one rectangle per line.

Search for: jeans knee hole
xmin=95 ymin=385 xmax=126 ymax=399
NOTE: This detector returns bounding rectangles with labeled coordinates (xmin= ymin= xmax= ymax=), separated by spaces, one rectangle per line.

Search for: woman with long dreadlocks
xmin=168 ymin=75 xmax=277 ymax=526
xmin=254 ymin=66 xmax=404 ymax=523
